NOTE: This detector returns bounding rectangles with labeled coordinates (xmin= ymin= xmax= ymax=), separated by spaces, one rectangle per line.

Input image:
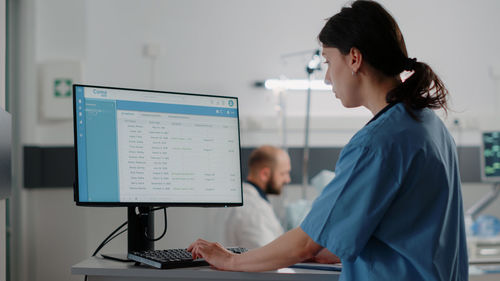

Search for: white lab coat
xmin=224 ymin=182 xmax=284 ymax=249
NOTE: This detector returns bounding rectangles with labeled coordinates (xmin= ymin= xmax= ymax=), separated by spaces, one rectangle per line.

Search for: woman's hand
xmin=311 ymin=248 xmax=341 ymax=264
xmin=187 ymin=239 xmax=236 ymax=270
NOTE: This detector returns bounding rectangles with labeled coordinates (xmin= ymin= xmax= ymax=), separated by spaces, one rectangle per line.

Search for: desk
xmin=72 ymin=257 xmax=340 ymax=281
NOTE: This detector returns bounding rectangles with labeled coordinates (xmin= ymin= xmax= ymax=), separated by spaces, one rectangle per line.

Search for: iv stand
xmin=302 ymin=50 xmax=321 ymax=199
xmin=302 ymin=72 xmax=312 ymax=199
xmin=277 ymin=87 xmax=287 ymax=151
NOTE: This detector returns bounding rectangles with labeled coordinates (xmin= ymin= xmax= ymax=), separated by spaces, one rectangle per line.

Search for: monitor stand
xmin=101 ymin=206 xmax=155 ymax=262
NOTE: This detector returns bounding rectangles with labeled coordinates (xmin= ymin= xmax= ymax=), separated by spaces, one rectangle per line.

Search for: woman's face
xmin=322 ymin=47 xmax=362 ymax=108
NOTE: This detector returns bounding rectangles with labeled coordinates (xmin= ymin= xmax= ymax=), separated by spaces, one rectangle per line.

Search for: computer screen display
xmin=73 ymin=84 xmax=243 ymax=206
xmin=481 ymin=131 xmax=500 ymax=182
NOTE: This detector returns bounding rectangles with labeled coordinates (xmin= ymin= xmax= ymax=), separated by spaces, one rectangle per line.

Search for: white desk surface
xmin=72 ymin=256 xmax=340 ymax=281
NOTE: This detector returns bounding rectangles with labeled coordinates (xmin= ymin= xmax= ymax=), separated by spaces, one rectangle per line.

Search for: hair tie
xmin=404 ymin=57 xmax=417 ymax=71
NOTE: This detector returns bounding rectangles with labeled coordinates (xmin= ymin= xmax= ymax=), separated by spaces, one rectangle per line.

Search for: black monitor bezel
xmin=480 ymin=131 xmax=500 ymax=183
xmin=73 ymin=84 xmax=244 ymax=207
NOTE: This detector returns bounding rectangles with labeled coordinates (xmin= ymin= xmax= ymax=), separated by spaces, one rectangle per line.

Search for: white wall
xmin=10 ymin=1 xmax=500 ymax=281
xmin=81 ymin=0 xmax=500 ymax=135
xmin=30 ymin=0 xmax=500 ymax=146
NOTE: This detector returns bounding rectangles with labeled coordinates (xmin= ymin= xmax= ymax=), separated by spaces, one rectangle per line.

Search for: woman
xmin=188 ymin=1 xmax=468 ymax=280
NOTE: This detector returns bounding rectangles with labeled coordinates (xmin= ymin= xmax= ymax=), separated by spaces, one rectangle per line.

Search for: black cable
xmin=94 ymin=228 xmax=128 ymax=253
xmin=86 ymin=223 xmax=127 ymax=281
xmin=92 ymin=221 xmax=128 ymax=257
xmin=109 ymin=228 xmax=128 ymax=243
xmin=143 ymin=207 xmax=167 ymax=242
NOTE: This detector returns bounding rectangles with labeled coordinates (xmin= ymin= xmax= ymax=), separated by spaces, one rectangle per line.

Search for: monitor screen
xmin=73 ymin=84 xmax=243 ymax=206
xmin=481 ymin=131 xmax=500 ymax=182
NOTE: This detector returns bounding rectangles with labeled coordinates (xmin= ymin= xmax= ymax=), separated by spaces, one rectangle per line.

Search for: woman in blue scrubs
xmin=188 ymin=1 xmax=468 ymax=280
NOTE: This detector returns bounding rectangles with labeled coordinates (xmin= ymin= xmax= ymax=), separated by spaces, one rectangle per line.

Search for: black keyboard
xmin=128 ymin=247 xmax=248 ymax=269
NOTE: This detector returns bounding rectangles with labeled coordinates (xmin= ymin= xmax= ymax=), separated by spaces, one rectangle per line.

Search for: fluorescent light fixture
xmin=264 ymin=79 xmax=332 ymax=91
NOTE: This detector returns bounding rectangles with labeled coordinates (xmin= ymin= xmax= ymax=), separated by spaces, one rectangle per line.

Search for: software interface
xmin=483 ymin=132 xmax=500 ymax=179
xmin=75 ymin=86 xmax=242 ymax=204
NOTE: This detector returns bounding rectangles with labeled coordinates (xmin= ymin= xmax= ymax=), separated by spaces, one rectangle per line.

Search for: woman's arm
xmin=311 ymin=248 xmax=341 ymax=264
xmin=187 ymin=227 xmax=323 ymax=272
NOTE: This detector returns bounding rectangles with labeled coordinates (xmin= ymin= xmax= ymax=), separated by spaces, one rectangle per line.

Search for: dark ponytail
xmin=386 ymin=60 xmax=448 ymax=119
xmin=319 ymin=0 xmax=448 ymax=119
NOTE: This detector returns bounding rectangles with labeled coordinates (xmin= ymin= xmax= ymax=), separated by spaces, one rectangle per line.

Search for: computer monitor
xmin=73 ymin=84 xmax=243 ymax=254
xmin=480 ymin=131 xmax=500 ymax=182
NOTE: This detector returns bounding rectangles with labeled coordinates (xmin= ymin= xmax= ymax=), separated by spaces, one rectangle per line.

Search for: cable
xmin=92 ymin=221 xmax=128 ymax=257
xmin=85 ymin=222 xmax=127 ymax=281
xmin=143 ymin=207 xmax=167 ymax=242
xmin=108 ymin=228 xmax=128 ymax=243
xmin=94 ymin=228 xmax=128 ymax=254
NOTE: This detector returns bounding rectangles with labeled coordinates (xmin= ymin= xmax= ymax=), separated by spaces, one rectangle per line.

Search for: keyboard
xmin=128 ymin=247 xmax=248 ymax=269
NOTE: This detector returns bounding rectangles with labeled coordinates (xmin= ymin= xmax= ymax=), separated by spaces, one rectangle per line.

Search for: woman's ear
xmin=349 ymin=47 xmax=363 ymax=74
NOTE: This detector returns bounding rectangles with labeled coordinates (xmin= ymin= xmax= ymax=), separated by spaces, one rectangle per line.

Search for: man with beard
xmin=224 ymin=145 xmax=291 ymax=249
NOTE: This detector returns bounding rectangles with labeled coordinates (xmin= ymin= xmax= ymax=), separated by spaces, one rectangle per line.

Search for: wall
xmin=9 ymin=1 xmax=500 ymax=281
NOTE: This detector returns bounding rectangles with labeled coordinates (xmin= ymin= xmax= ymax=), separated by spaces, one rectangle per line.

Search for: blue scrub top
xmin=301 ymin=103 xmax=468 ymax=281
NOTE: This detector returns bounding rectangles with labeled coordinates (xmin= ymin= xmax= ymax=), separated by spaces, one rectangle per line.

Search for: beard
xmin=265 ymin=174 xmax=281 ymax=195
